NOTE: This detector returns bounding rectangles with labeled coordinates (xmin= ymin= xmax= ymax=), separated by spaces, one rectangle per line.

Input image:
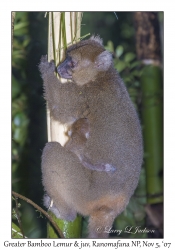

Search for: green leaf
xmin=12 ymin=163 xmax=18 ymax=173
xmin=105 ymin=41 xmax=114 ymax=53
xmin=13 ymin=113 xmax=29 ymax=145
xmin=23 ymin=37 xmax=30 ymax=47
xmin=124 ymin=52 xmax=136 ymax=63
xmin=115 ymin=60 xmax=127 ymax=73
xmin=130 ymin=60 xmax=141 ymax=69
xmin=13 ymin=113 xmax=29 ymax=127
xmin=12 ymin=222 xmax=26 ymax=238
xmin=12 ymin=76 xmax=21 ymax=99
xmin=115 ymin=45 xmax=124 ymax=58
xmin=14 ymin=21 xmax=29 ymax=31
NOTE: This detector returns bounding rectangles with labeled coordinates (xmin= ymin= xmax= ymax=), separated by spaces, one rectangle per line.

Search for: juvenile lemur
xmin=39 ymin=35 xmax=143 ymax=238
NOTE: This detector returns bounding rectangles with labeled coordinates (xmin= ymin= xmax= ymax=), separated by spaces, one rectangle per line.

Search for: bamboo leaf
xmin=124 ymin=52 xmax=136 ymax=63
xmin=116 ymin=45 xmax=124 ymax=58
xmin=12 ymin=222 xmax=26 ymax=239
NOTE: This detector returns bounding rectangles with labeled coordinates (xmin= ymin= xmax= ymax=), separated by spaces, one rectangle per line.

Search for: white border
xmin=0 ymin=1 xmax=175 ymax=248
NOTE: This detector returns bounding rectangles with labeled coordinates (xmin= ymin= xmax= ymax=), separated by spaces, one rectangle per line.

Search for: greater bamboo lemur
xmin=39 ymin=35 xmax=143 ymax=238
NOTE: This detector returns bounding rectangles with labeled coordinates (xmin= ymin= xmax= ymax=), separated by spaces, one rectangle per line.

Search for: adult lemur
xmin=39 ymin=35 xmax=143 ymax=238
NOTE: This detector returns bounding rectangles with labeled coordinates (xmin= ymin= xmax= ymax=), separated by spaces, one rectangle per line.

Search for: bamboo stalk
xmin=140 ymin=65 xmax=163 ymax=204
xmin=134 ymin=12 xmax=163 ymax=204
xmin=46 ymin=11 xmax=83 ymax=238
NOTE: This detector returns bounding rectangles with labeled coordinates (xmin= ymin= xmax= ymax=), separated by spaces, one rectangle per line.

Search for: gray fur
xmin=39 ymin=36 xmax=143 ymax=238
